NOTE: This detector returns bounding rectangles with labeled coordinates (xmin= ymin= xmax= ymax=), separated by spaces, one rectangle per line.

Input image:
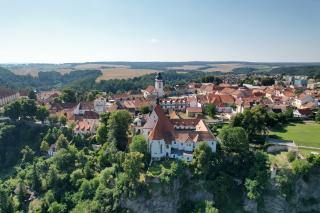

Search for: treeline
xmin=0 ymin=67 xmax=101 ymax=90
xmin=270 ymin=66 xmax=320 ymax=78
xmin=232 ymin=67 xmax=257 ymax=74
xmin=95 ymin=71 xmax=209 ymax=94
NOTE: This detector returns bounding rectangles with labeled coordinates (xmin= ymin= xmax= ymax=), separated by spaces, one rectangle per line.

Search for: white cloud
xmin=149 ymin=38 xmax=159 ymax=44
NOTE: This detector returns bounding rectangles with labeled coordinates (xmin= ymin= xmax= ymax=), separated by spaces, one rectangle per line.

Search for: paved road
xmin=266 ymin=137 xmax=320 ymax=150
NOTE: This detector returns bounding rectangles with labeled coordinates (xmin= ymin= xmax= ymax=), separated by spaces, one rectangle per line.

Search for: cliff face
xmin=246 ymin=169 xmax=320 ymax=213
xmin=122 ymin=170 xmax=320 ymax=213
xmin=122 ymin=179 xmax=213 ymax=213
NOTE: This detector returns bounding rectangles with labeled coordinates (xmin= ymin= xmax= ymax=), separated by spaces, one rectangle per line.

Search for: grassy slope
xmin=269 ymin=123 xmax=320 ymax=148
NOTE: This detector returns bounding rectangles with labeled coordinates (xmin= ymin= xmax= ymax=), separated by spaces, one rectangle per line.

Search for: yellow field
xmin=95 ymin=68 xmax=158 ymax=82
xmin=12 ymin=68 xmax=39 ymax=77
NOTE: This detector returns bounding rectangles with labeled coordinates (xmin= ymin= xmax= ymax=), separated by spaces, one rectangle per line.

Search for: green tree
xmin=36 ymin=106 xmax=49 ymax=124
xmin=192 ymin=200 xmax=219 ymax=213
xmin=219 ymin=126 xmax=249 ymax=154
xmin=56 ymin=134 xmax=69 ymax=150
xmin=20 ymin=99 xmax=37 ymax=119
xmin=140 ymin=106 xmax=151 ymax=114
xmin=96 ymin=124 xmax=108 ymax=144
xmin=192 ymin=142 xmax=212 ymax=177
xmin=21 ymin=146 xmax=35 ymax=164
xmin=230 ymin=106 xmax=267 ymax=141
xmin=99 ymin=112 xmax=110 ymax=126
xmin=4 ymin=101 xmax=21 ymax=120
xmin=291 ymin=159 xmax=312 ymax=176
xmin=129 ymin=135 xmax=149 ymax=165
xmin=123 ymin=152 xmax=144 ymax=183
xmin=245 ymin=179 xmax=259 ymax=200
xmin=129 ymin=135 xmax=148 ymax=155
xmin=205 ymin=104 xmax=217 ymax=118
xmin=0 ymin=184 xmax=14 ymax=213
xmin=0 ymin=124 xmax=15 ymax=164
xmin=40 ymin=140 xmax=50 ymax=153
xmin=61 ymin=88 xmax=76 ymax=103
xmin=28 ymin=90 xmax=37 ymax=100
xmin=315 ymin=109 xmax=320 ymax=123
xmin=31 ymin=163 xmax=42 ymax=192
xmin=16 ymin=180 xmax=28 ymax=209
xmin=59 ymin=115 xmax=67 ymax=126
xmin=48 ymin=202 xmax=66 ymax=213
xmin=107 ymin=110 xmax=132 ymax=151
xmin=283 ymin=108 xmax=294 ymax=122
xmin=245 ymin=151 xmax=270 ymax=200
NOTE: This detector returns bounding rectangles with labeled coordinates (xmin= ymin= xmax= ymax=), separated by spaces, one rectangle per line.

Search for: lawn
xmin=269 ymin=122 xmax=320 ymax=148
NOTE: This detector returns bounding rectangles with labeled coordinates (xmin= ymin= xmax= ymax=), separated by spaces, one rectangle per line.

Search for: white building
xmin=0 ymin=87 xmax=20 ymax=107
xmin=142 ymin=73 xmax=165 ymax=98
xmin=142 ymin=105 xmax=217 ymax=161
xmin=94 ymin=97 xmax=107 ymax=113
xmin=292 ymin=94 xmax=315 ymax=109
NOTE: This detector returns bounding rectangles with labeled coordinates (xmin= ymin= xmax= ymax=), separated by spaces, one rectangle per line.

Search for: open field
xmin=96 ymin=68 xmax=158 ymax=82
xmin=269 ymin=122 xmax=320 ymax=148
xmin=12 ymin=68 xmax=40 ymax=77
xmin=7 ymin=62 xmax=276 ymax=81
xmin=167 ymin=65 xmax=207 ymax=70
xmin=74 ymin=63 xmax=129 ymax=69
xmin=204 ymin=63 xmax=246 ymax=72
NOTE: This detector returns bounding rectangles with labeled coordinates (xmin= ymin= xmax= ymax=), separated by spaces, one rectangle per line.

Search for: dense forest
xmin=0 ymin=66 xmax=213 ymax=94
xmin=0 ymin=67 xmax=101 ymax=90
xmin=270 ymin=66 xmax=320 ymax=78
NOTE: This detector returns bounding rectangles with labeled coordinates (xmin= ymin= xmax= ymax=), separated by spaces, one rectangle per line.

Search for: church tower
xmin=155 ymin=73 xmax=164 ymax=97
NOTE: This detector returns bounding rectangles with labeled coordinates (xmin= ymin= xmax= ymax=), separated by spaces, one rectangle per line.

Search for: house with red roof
xmin=74 ymin=119 xmax=99 ymax=135
xmin=142 ymin=105 xmax=217 ymax=161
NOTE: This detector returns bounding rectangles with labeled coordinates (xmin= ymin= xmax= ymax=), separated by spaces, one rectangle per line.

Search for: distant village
xmin=1 ymin=72 xmax=320 ymax=161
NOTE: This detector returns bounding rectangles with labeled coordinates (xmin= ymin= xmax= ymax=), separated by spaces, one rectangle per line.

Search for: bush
xmin=287 ymin=151 xmax=296 ymax=162
xmin=291 ymin=160 xmax=312 ymax=176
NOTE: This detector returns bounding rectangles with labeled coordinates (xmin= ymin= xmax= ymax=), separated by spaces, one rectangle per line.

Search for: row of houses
xmin=0 ymin=87 xmax=29 ymax=107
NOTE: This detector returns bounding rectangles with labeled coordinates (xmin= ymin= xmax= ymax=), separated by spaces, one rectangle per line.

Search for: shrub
xmin=287 ymin=151 xmax=296 ymax=162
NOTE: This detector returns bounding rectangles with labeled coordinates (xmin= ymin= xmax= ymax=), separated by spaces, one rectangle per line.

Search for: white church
xmin=141 ymin=73 xmax=165 ymax=98
xmin=142 ymin=104 xmax=217 ymax=161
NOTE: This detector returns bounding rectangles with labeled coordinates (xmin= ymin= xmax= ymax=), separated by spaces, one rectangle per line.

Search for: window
xmin=160 ymin=144 xmax=163 ymax=153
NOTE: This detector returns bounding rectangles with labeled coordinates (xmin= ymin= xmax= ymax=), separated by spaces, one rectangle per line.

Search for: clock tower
xmin=155 ymin=73 xmax=164 ymax=97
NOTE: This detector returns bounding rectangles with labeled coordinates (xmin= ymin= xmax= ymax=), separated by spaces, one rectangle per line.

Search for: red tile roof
xmin=145 ymin=85 xmax=155 ymax=93
xmin=149 ymin=105 xmax=175 ymax=143
xmin=0 ymin=87 xmax=17 ymax=99
xmin=186 ymin=107 xmax=203 ymax=113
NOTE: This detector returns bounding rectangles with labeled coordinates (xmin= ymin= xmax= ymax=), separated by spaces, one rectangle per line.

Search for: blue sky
xmin=0 ymin=0 xmax=319 ymax=63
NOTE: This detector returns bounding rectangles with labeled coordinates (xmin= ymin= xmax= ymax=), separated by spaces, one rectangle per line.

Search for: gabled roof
xmin=79 ymin=101 xmax=94 ymax=110
xmin=169 ymin=110 xmax=180 ymax=119
xmin=123 ymin=98 xmax=150 ymax=109
xmin=145 ymin=85 xmax=155 ymax=93
xmin=170 ymin=117 xmax=201 ymax=126
xmin=0 ymin=87 xmax=17 ymax=99
xmin=186 ymin=107 xmax=203 ymax=113
xmin=149 ymin=105 xmax=175 ymax=143
xmin=296 ymin=108 xmax=313 ymax=116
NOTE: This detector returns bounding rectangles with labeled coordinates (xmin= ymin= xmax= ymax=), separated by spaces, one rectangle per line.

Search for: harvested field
xmin=96 ymin=68 xmax=158 ymax=82
xmin=12 ymin=68 xmax=39 ymax=77
xmin=167 ymin=65 xmax=206 ymax=70
xmin=75 ymin=63 xmax=129 ymax=69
